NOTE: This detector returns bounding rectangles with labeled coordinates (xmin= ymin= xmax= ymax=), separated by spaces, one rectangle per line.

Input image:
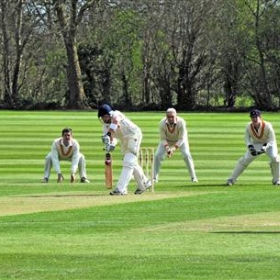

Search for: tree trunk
xmin=64 ymin=39 xmax=89 ymax=109
xmin=54 ymin=0 xmax=92 ymax=109
xmin=177 ymin=65 xmax=196 ymax=110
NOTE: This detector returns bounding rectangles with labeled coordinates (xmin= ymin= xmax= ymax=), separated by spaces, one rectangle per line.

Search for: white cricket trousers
xmin=44 ymin=152 xmax=87 ymax=179
xmin=116 ymin=130 xmax=148 ymax=193
xmin=228 ymin=143 xmax=280 ymax=183
xmin=154 ymin=141 xmax=197 ymax=181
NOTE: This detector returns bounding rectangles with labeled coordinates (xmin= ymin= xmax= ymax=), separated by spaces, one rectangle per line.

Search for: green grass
xmin=0 ymin=110 xmax=280 ymax=280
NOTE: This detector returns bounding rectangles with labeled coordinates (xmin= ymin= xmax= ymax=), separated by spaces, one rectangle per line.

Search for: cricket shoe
xmin=41 ymin=177 xmax=49 ymax=183
xmin=226 ymin=179 xmax=234 ymax=186
xmin=272 ymin=180 xmax=280 ymax=186
xmin=134 ymin=180 xmax=152 ymax=195
xmin=134 ymin=188 xmax=145 ymax=195
xmin=145 ymin=180 xmax=152 ymax=190
xmin=191 ymin=177 xmax=198 ymax=183
xmin=110 ymin=189 xmax=127 ymax=195
xmin=80 ymin=177 xmax=90 ymax=183
xmin=153 ymin=176 xmax=159 ymax=183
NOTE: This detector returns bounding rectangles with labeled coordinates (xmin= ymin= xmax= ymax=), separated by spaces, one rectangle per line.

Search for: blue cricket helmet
xmin=98 ymin=104 xmax=112 ymax=118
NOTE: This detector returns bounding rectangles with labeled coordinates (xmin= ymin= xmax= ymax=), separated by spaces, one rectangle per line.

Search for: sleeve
xmin=159 ymin=120 xmax=169 ymax=147
xmin=51 ymin=140 xmax=61 ymax=174
xmin=109 ymin=112 xmax=120 ymax=130
xmin=103 ymin=122 xmax=118 ymax=145
xmin=244 ymin=124 xmax=251 ymax=147
xmin=102 ymin=124 xmax=110 ymax=135
xmin=266 ymin=123 xmax=276 ymax=147
xmin=70 ymin=140 xmax=80 ymax=174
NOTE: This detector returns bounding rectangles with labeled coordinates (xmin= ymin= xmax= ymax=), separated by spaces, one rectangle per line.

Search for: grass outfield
xmin=0 ymin=110 xmax=280 ymax=280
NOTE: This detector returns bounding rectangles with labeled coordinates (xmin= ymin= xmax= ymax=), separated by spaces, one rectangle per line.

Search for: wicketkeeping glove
xmin=248 ymin=145 xmax=257 ymax=156
xmin=105 ymin=144 xmax=115 ymax=152
xmin=102 ymin=135 xmax=110 ymax=145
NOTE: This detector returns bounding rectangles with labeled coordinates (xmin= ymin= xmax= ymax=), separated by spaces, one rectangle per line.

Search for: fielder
xmin=226 ymin=109 xmax=280 ymax=186
xmin=153 ymin=108 xmax=198 ymax=183
xmin=42 ymin=127 xmax=90 ymax=183
xmin=98 ymin=104 xmax=151 ymax=195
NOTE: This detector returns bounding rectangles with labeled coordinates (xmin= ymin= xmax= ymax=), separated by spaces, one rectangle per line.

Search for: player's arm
xmin=244 ymin=124 xmax=258 ymax=155
xmin=177 ymin=118 xmax=188 ymax=145
xmin=266 ymin=123 xmax=276 ymax=148
xmin=102 ymin=116 xmax=120 ymax=152
xmin=70 ymin=141 xmax=79 ymax=182
xmin=169 ymin=120 xmax=186 ymax=156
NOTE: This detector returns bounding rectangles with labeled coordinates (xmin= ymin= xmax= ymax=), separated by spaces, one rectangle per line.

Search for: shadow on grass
xmin=25 ymin=193 xmax=107 ymax=197
xmin=180 ymin=183 xmax=229 ymax=188
xmin=212 ymin=231 xmax=280 ymax=234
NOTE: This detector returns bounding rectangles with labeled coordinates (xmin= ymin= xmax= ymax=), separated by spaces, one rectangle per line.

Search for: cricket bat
xmin=104 ymin=152 xmax=113 ymax=189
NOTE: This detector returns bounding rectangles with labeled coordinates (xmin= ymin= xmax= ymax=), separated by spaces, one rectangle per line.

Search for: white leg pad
xmin=133 ymin=164 xmax=147 ymax=191
xmin=115 ymin=153 xmax=135 ymax=193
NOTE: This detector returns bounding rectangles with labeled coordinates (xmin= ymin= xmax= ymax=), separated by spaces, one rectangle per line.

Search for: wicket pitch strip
xmin=139 ymin=147 xmax=155 ymax=192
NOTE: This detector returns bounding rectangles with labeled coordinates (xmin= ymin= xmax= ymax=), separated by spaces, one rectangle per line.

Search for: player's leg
xmin=180 ymin=142 xmax=198 ymax=182
xmin=111 ymin=152 xmax=135 ymax=194
xmin=111 ymin=135 xmax=140 ymax=195
xmin=78 ymin=153 xmax=90 ymax=183
xmin=266 ymin=144 xmax=280 ymax=185
xmin=226 ymin=151 xmax=255 ymax=185
xmin=129 ymin=133 xmax=151 ymax=194
xmin=42 ymin=152 xmax=52 ymax=183
xmin=153 ymin=142 xmax=166 ymax=182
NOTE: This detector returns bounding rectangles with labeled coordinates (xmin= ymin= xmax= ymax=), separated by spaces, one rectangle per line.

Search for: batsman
xmin=227 ymin=109 xmax=280 ymax=186
xmin=98 ymin=104 xmax=152 ymax=195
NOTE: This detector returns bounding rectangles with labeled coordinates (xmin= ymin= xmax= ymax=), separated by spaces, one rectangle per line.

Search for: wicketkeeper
xmin=98 ymin=104 xmax=151 ymax=195
xmin=226 ymin=109 xmax=280 ymax=186
xmin=42 ymin=127 xmax=90 ymax=183
xmin=153 ymin=108 xmax=198 ymax=183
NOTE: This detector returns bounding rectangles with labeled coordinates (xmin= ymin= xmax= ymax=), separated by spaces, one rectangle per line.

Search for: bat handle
xmin=105 ymin=153 xmax=111 ymax=165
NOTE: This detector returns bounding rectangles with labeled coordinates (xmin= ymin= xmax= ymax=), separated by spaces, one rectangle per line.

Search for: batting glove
xmin=105 ymin=144 xmax=115 ymax=152
xmin=248 ymin=145 xmax=257 ymax=156
xmin=102 ymin=135 xmax=110 ymax=145
xmin=57 ymin=173 xmax=64 ymax=183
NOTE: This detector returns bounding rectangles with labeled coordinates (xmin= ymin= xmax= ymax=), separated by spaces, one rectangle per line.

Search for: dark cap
xmin=98 ymin=104 xmax=112 ymax=118
xmin=250 ymin=109 xmax=261 ymax=117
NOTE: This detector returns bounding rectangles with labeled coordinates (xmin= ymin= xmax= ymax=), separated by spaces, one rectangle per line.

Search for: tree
xmin=0 ymin=0 xmax=35 ymax=108
xmin=243 ymin=0 xmax=280 ymax=110
xmin=167 ymin=0 xmax=214 ymax=109
xmin=53 ymin=0 xmax=97 ymax=109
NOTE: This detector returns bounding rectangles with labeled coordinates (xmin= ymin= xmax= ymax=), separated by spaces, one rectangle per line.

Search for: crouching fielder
xmin=42 ymin=127 xmax=89 ymax=183
xmin=98 ymin=104 xmax=151 ymax=195
xmin=227 ymin=109 xmax=280 ymax=186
